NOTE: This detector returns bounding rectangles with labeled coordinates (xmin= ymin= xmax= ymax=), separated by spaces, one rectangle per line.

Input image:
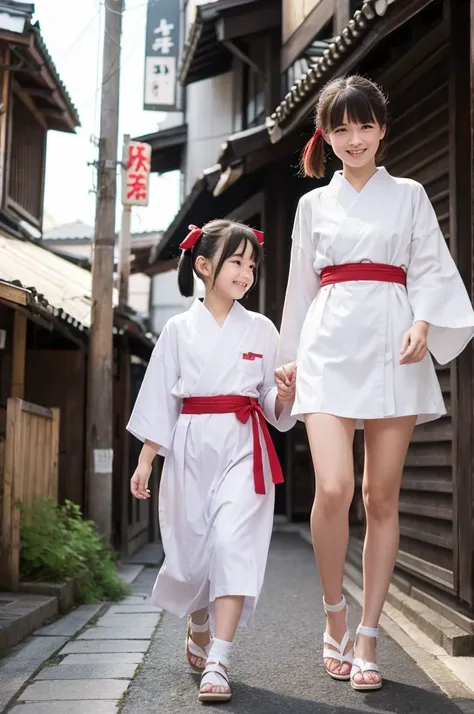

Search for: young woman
xmin=277 ymin=75 xmax=474 ymax=691
xmin=128 ymin=219 xmax=296 ymax=703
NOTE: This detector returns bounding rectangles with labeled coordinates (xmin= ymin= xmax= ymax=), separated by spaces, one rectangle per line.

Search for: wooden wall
xmin=25 ymin=349 xmax=86 ymax=510
xmin=283 ymin=0 xmax=327 ymax=43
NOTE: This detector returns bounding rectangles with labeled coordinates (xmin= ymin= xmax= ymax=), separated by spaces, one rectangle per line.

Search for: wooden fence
xmin=0 ymin=398 xmax=60 ymax=590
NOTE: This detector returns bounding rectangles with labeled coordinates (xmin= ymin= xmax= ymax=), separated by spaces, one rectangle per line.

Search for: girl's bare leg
xmin=188 ymin=607 xmax=210 ymax=669
xmin=305 ymin=413 xmax=357 ymax=677
xmin=200 ymin=595 xmax=244 ymax=695
xmin=354 ymin=415 xmax=416 ymax=686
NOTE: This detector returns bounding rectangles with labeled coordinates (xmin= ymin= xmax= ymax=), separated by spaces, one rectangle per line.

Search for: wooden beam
xmin=0 ymin=281 xmax=29 ymax=306
xmin=12 ymin=81 xmax=48 ymax=131
xmin=17 ymin=86 xmax=55 ymax=99
xmin=215 ymin=4 xmax=281 ymax=42
xmin=448 ymin=0 xmax=473 ymax=606
xmin=11 ymin=312 xmax=26 ymax=399
xmin=281 ymin=0 xmax=334 ymax=72
xmin=0 ymin=46 xmax=10 ymax=208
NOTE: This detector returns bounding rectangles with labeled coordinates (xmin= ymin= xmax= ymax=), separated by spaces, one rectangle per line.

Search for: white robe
xmin=278 ymin=167 xmax=474 ymax=425
xmin=127 ymin=299 xmax=295 ymax=626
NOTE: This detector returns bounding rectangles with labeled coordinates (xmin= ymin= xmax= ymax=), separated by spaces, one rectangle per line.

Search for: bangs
xmin=220 ymin=225 xmax=262 ymax=266
xmin=326 ymin=87 xmax=380 ymax=131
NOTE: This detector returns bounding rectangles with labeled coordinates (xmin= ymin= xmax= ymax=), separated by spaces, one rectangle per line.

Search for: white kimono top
xmin=278 ymin=167 xmax=474 ymax=425
xmin=127 ymin=299 xmax=295 ymax=625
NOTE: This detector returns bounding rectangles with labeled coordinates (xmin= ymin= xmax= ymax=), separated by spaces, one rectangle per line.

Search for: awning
xmin=0 ymin=234 xmax=154 ymax=348
xmin=217 ymin=123 xmax=303 ymax=177
xmin=133 ymin=124 xmax=187 ymax=174
xmin=180 ymin=0 xmax=279 ymax=86
xmin=266 ymin=0 xmax=431 ymax=143
xmin=0 ymin=2 xmax=80 ymax=132
xmin=0 ymin=233 xmax=100 ymax=330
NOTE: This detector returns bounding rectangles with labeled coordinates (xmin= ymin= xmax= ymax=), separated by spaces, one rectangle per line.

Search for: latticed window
xmin=7 ymin=94 xmax=46 ymax=227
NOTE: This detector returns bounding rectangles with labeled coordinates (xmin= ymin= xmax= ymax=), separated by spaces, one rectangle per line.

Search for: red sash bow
xmin=181 ymin=395 xmax=283 ymax=495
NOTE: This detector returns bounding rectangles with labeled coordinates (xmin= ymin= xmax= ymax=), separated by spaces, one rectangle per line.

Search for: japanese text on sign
xmin=144 ymin=0 xmax=180 ymax=111
xmin=122 ymin=141 xmax=152 ymax=207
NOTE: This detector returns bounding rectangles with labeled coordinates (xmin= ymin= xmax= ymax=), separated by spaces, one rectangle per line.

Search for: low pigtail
xmin=177 ymin=250 xmax=195 ymax=297
xmin=300 ymin=129 xmax=325 ymax=179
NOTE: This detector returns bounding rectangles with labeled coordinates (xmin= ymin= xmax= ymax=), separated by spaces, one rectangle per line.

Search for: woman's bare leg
xmin=305 ymin=413 xmax=356 ymax=677
xmin=354 ymin=415 xmax=416 ymax=686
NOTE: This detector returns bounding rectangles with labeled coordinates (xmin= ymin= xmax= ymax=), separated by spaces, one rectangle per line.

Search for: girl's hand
xmin=130 ymin=463 xmax=152 ymax=500
xmin=400 ymin=321 xmax=429 ymax=365
xmin=275 ymin=362 xmax=297 ymax=404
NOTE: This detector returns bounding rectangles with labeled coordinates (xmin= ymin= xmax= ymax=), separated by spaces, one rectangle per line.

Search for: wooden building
xmin=136 ymin=0 xmax=474 ymax=618
xmin=0 ymin=2 xmax=156 ymax=572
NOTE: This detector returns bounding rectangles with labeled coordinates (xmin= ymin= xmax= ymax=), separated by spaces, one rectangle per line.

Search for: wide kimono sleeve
xmin=126 ymin=320 xmax=181 ymax=457
xmin=407 ymin=183 xmax=474 ymax=364
xmin=259 ymin=319 xmax=297 ymax=432
xmin=277 ymin=194 xmax=320 ymax=366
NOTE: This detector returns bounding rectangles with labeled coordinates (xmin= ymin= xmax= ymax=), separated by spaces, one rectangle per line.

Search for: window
xmin=241 ymin=40 xmax=267 ymax=129
xmin=7 ymin=94 xmax=46 ymax=226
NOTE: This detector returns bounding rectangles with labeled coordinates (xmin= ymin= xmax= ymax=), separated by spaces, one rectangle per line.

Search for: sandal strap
xmin=201 ymin=662 xmax=229 ymax=688
xmin=323 ymin=629 xmax=351 ymax=653
xmin=357 ymin=624 xmax=379 ymax=639
xmin=188 ymin=638 xmax=211 ymax=660
xmin=351 ymin=657 xmax=379 ymax=675
xmin=323 ymin=646 xmax=353 ymax=664
xmin=323 ymin=595 xmax=347 ymax=614
xmin=190 ymin=615 xmax=210 ymax=634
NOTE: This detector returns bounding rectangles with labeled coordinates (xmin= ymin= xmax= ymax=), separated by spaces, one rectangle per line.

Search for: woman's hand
xmin=400 ymin=321 xmax=429 ymax=365
xmin=275 ymin=362 xmax=297 ymax=404
xmin=130 ymin=463 xmax=152 ymax=500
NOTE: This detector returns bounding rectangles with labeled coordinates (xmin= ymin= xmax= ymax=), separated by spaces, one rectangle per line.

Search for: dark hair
xmin=301 ymin=75 xmax=388 ymax=179
xmin=177 ymin=219 xmax=263 ymax=298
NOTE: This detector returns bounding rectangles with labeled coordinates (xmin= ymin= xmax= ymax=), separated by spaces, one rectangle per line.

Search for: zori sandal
xmin=350 ymin=624 xmax=382 ymax=691
xmin=185 ymin=615 xmax=211 ymax=673
xmin=198 ymin=659 xmax=232 ymax=703
xmin=323 ymin=595 xmax=354 ymax=681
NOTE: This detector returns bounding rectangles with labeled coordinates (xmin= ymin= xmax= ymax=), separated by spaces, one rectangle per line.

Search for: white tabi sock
xmin=207 ymin=637 xmax=232 ymax=668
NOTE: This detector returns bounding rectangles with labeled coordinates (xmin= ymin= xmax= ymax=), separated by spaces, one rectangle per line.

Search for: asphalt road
xmin=122 ymin=532 xmax=471 ymax=714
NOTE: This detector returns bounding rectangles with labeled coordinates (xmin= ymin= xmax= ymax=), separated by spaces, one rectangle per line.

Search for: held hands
xmin=400 ymin=321 xmax=429 ymax=365
xmin=275 ymin=361 xmax=297 ymax=404
xmin=130 ymin=462 xmax=152 ymax=500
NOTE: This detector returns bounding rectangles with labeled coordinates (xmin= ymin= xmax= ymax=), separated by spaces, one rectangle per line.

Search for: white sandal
xmin=350 ymin=624 xmax=382 ymax=691
xmin=323 ymin=595 xmax=354 ymax=681
xmin=198 ymin=659 xmax=232 ymax=703
xmin=185 ymin=615 xmax=211 ymax=673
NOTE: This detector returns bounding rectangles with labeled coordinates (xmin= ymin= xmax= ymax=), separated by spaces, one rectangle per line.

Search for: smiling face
xmin=196 ymin=238 xmax=256 ymax=300
xmin=326 ymin=111 xmax=386 ymax=170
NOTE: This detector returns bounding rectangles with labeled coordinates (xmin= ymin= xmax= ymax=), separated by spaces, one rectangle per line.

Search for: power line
xmin=57 ymin=11 xmax=101 ymax=63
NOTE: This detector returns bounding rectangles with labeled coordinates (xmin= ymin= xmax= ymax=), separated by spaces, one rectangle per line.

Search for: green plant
xmin=19 ymin=499 xmax=130 ymax=603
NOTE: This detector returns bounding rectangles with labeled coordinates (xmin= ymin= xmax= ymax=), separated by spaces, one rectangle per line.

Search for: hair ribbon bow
xmin=179 ymin=224 xmax=265 ymax=251
xmin=179 ymin=225 xmax=202 ymax=251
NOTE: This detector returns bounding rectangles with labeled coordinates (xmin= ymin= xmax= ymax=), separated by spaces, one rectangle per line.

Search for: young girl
xmin=127 ymin=219 xmax=296 ymax=703
xmin=277 ymin=75 xmax=474 ymax=692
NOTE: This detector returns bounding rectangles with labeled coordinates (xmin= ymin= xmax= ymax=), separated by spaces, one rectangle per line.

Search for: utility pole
xmin=87 ymin=0 xmax=124 ymax=538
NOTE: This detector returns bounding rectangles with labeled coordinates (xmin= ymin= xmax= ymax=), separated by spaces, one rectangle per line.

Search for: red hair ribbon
xmin=253 ymin=229 xmax=264 ymax=245
xmin=302 ymin=128 xmax=324 ymax=164
xmin=179 ymin=224 xmax=265 ymax=250
xmin=179 ymin=224 xmax=202 ymax=251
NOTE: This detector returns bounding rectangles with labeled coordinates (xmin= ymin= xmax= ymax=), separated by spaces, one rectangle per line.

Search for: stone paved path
xmin=1 ymin=534 xmax=474 ymax=713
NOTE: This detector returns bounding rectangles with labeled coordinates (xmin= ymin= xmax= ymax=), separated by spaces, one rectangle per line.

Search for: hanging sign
xmin=122 ymin=140 xmax=152 ymax=207
xmin=144 ymin=0 xmax=181 ymax=111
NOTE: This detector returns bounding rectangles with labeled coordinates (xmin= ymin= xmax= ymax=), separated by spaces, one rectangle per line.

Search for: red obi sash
xmin=320 ymin=263 xmax=406 ymax=288
xmin=181 ymin=395 xmax=283 ymax=496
